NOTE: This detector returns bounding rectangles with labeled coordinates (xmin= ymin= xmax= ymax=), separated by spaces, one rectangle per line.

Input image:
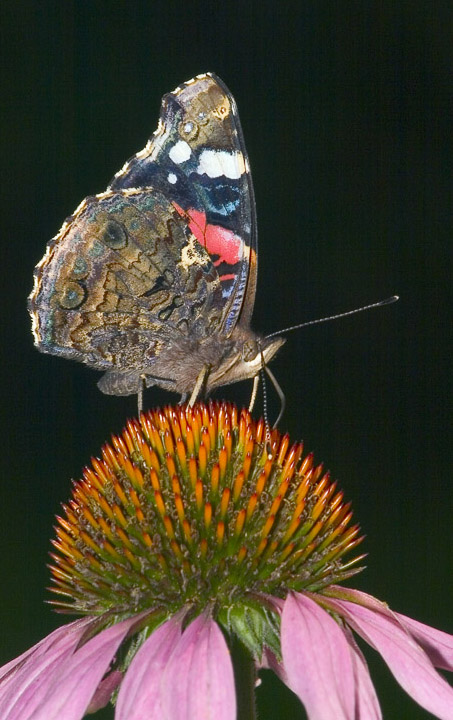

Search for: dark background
xmin=1 ymin=2 xmax=452 ymax=718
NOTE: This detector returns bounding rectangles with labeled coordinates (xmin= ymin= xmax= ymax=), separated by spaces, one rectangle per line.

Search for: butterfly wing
xmin=108 ymin=73 xmax=257 ymax=335
xmin=29 ymin=189 xmax=224 ymax=392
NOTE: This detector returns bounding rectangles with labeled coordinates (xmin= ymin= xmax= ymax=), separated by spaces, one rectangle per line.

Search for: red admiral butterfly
xmin=29 ymin=74 xmax=285 ymax=404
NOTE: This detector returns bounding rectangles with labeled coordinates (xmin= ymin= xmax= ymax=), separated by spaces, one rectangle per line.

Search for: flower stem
xmin=229 ymin=637 xmax=257 ymax=720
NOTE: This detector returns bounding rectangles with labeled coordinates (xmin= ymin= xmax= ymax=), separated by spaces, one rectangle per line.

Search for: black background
xmin=1 ymin=2 xmax=452 ymax=718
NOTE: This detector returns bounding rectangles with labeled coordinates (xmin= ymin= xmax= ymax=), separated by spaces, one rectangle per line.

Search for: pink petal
xmin=116 ymin=618 xmax=182 ymax=719
xmin=86 ymin=669 xmax=123 ymax=713
xmin=0 ymin=619 xmax=93 ymax=717
xmin=162 ymin=615 xmax=236 ymax=720
xmin=396 ymin=612 xmax=453 ymax=671
xmin=331 ymin=597 xmax=453 ymax=720
xmin=329 ymin=586 xmax=453 ymax=671
xmin=281 ymin=592 xmax=356 ymax=720
xmin=0 ymin=616 xmax=137 ymax=720
xmin=327 ymin=586 xmax=391 ymax=613
xmin=258 ymin=647 xmax=290 ymax=688
xmin=343 ymin=625 xmax=382 ymax=719
xmin=0 ymin=619 xmax=91 ymax=684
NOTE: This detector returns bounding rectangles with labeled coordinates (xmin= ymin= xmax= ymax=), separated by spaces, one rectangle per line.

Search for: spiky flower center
xmin=51 ymin=402 xmax=362 ymax=620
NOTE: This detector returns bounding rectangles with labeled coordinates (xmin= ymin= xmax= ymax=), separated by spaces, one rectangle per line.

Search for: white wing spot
xmin=169 ymin=140 xmax=192 ymax=164
xmin=168 ymin=173 xmax=177 ymax=184
xmin=196 ymin=150 xmax=246 ymax=179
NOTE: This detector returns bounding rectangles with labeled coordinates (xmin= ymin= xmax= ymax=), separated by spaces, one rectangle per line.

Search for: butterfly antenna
xmin=260 ymin=368 xmax=272 ymax=453
xmin=265 ymin=366 xmax=286 ymax=428
xmin=257 ymin=346 xmax=273 ymax=453
xmin=265 ymin=295 xmax=399 ymax=339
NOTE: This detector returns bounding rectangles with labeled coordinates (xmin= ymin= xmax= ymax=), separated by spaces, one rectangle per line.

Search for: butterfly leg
xmin=188 ymin=364 xmax=211 ymax=407
xmin=137 ymin=375 xmax=146 ymax=415
xmin=248 ymin=374 xmax=260 ymax=413
xmin=179 ymin=393 xmax=189 ymax=405
xmin=265 ymin=366 xmax=286 ymax=427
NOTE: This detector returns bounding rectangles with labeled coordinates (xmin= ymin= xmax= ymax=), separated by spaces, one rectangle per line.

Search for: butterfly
xmin=28 ymin=73 xmax=285 ymax=406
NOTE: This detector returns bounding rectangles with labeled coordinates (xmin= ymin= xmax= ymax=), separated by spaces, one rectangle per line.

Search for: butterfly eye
xmin=101 ymin=219 xmax=127 ymax=249
xmin=242 ymin=340 xmax=259 ymax=362
xmin=179 ymin=119 xmax=199 ymax=140
xmin=58 ymin=281 xmax=86 ymax=309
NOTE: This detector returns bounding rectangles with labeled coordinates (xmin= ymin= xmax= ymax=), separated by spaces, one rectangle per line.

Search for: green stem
xmin=230 ymin=637 xmax=257 ymax=720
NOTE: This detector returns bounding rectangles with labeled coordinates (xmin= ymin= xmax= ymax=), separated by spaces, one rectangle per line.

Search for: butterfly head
xmin=207 ymin=332 xmax=286 ymax=391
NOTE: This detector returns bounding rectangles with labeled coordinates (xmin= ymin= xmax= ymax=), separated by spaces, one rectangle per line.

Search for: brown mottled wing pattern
xmin=30 ymin=189 xmax=223 ymax=382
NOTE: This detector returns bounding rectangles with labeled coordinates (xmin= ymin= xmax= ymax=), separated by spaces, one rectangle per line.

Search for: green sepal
xmin=218 ymin=600 xmax=281 ymax=660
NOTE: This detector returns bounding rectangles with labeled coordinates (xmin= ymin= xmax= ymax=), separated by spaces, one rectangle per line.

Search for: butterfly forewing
xmin=108 ymin=73 xmax=257 ymax=334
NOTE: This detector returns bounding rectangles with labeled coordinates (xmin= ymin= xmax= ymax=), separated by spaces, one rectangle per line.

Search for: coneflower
xmin=1 ymin=402 xmax=452 ymax=719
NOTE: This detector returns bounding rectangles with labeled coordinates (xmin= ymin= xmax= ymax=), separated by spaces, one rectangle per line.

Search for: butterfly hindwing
xmin=30 ymin=189 xmax=224 ymax=372
xmin=108 ymin=73 xmax=257 ymax=334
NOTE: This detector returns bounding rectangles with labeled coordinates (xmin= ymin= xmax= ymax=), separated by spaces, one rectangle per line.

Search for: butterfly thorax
xmin=97 ymin=326 xmax=285 ymax=397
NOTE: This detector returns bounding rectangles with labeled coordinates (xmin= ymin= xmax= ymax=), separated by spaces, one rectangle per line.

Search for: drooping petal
xmin=0 ymin=618 xmax=91 ymax=684
xmin=281 ymin=592 xmax=356 ymax=720
xmin=396 ymin=612 xmax=453 ymax=671
xmin=0 ymin=616 xmax=137 ymax=720
xmin=343 ymin=625 xmax=382 ymax=720
xmin=327 ymin=586 xmax=391 ymax=614
xmin=33 ymin=616 xmax=139 ymax=720
xmin=0 ymin=619 xmax=93 ymax=717
xmin=116 ymin=618 xmax=182 ymax=720
xmin=162 ymin=615 xmax=236 ymax=720
xmin=328 ymin=586 xmax=453 ymax=671
xmin=86 ymin=670 xmax=123 ymax=713
xmin=258 ymin=647 xmax=290 ymax=688
xmin=331 ymin=597 xmax=453 ymax=720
